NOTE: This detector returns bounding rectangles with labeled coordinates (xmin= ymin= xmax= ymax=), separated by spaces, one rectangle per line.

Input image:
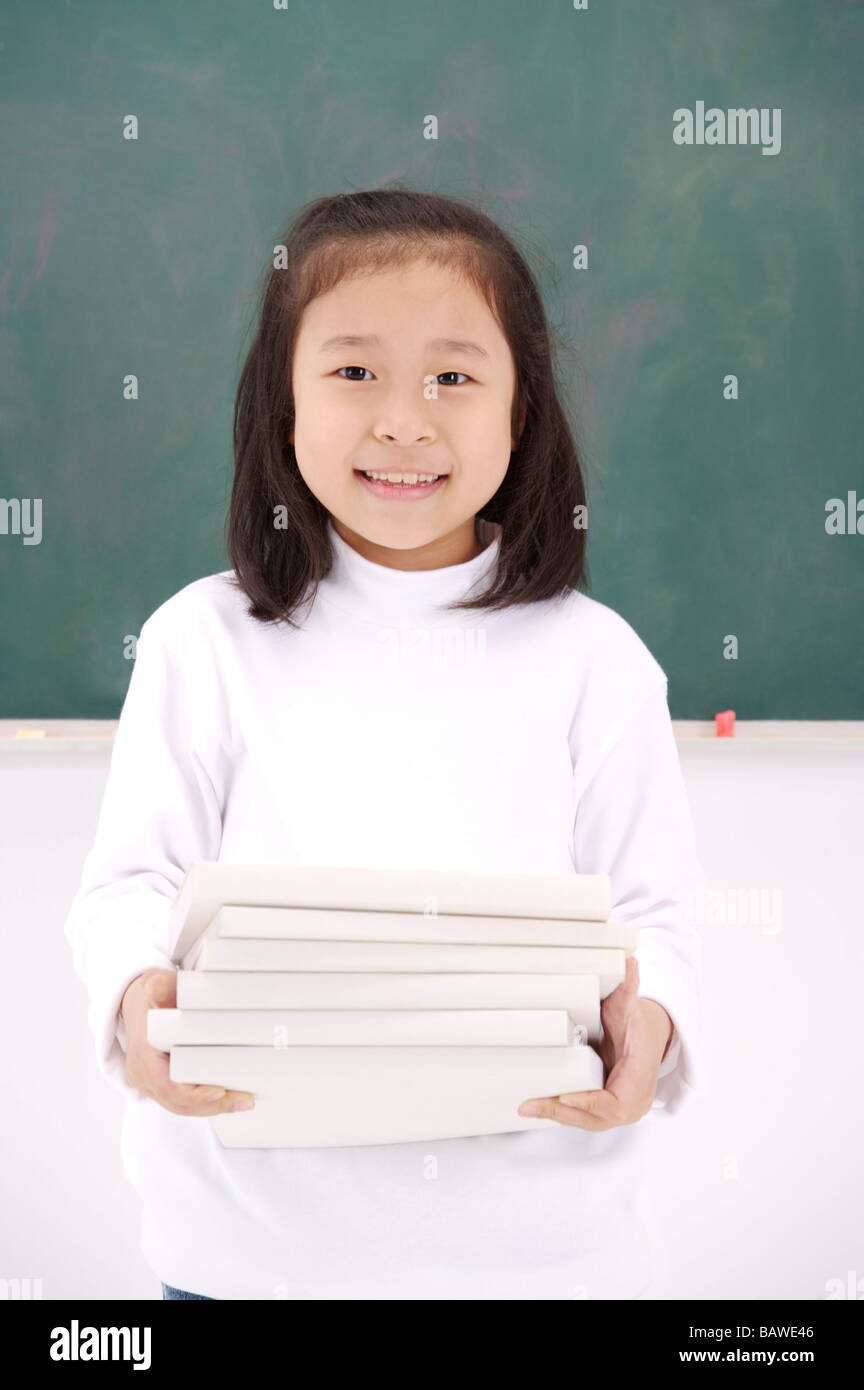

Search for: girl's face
xmin=290 ymin=258 xmax=519 ymax=569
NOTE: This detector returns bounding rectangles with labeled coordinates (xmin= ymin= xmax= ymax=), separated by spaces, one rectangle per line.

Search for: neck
xmin=318 ymin=515 xmax=503 ymax=626
xmin=329 ymin=517 xmax=483 ymax=571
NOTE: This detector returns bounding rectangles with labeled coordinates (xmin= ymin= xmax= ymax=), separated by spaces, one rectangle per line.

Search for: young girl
xmin=64 ymin=187 xmax=704 ymax=1302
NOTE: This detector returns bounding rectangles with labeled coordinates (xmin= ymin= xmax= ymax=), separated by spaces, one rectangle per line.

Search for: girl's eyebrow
xmin=317 ymin=333 xmax=490 ymax=360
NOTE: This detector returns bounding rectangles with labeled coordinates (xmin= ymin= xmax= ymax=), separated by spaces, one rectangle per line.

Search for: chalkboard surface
xmin=1 ymin=0 xmax=861 ymax=718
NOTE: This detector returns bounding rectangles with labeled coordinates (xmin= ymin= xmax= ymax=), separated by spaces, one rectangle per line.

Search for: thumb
xmin=144 ymin=968 xmax=177 ymax=1008
xmin=600 ymin=954 xmax=640 ymax=1048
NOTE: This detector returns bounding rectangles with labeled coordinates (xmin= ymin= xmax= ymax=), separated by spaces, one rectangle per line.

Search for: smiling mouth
xmin=354 ymin=469 xmax=448 ymax=496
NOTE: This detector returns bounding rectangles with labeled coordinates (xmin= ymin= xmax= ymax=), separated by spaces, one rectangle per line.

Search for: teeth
xmin=362 ymin=471 xmax=441 ymax=484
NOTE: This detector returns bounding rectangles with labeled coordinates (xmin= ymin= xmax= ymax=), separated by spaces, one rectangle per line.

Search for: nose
xmin=372 ymin=382 xmax=437 ymax=447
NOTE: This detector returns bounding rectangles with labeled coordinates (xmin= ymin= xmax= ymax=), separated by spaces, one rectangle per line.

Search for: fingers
xmin=135 ymin=1051 xmax=256 ymax=1116
xmin=598 ymin=955 xmax=640 ymax=1065
xmin=518 ymin=1078 xmax=651 ymax=1130
xmin=622 ymin=953 xmax=639 ymax=994
xmin=518 ymin=1091 xmax=618 ymax=1131
xmin=161 ymin=1082 xmax=256 ymax=1117
xmin=601 ymin=954 xmax=639 ymax=1021
xmin=126 ymin=970 xmax=255 ymax=1116
xmin=138 ymin=1051 xmax=256 ymax=1116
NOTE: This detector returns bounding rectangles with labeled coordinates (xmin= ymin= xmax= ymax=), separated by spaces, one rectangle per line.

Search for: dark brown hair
xmin=226 ymin=184 xmax=591 ymax=626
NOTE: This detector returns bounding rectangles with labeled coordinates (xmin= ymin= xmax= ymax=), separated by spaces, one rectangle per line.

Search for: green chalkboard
xmin=1 ymin=0 xmax=861 ymax=718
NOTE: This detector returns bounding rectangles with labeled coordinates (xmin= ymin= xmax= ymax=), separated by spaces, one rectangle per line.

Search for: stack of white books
xmin=147 ymin=863 xmax=637 ymax=1148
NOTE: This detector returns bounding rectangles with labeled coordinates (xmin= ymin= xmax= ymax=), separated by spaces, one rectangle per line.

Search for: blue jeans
xmin=162 ymin=1282 xmax=217 ymax=1300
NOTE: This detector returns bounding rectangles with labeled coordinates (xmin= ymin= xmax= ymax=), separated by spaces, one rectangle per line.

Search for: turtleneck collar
xmin=317 ymin=516 xmax=503 ymax=625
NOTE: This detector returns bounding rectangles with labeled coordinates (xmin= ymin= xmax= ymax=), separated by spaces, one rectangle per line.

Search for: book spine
xmin=168 ymin=1043 xmax=606 ymax=1147
xmin=175 ymin=971 xmax=603 ymax=1040
xmin=213 ymin=906 xmax=627 ymax=947
xmin=176 ymin=970 xmax=602 ymax=1011
xmin=147 ymin=1007 xmax=577 ymax=1048
xmin=196 ymin=937 xmax=623 ymax=974
xmin=168 ymin=863 xmax=612 ymax=961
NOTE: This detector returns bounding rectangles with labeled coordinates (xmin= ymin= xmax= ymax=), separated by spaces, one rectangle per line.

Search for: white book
xmin=195 ymin=936 xmax=627 ymax=978
xmin=169 ymin=1043 xmax=606 ymax=1148
xmin=148 ymin=1007 xmax=582 ymax=1049
xmin=169 ymin=862 xmax=612 ymax=966
xmin=181 ymin=905 xmax=636 ymax=970
xmin=176 ymin=970 xmax=608 ymax=1035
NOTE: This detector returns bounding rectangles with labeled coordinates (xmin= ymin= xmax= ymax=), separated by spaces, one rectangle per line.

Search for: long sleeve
xmin=571 ymin=677 xmax=706 ymax=1117
xmin=63 ymin=615 xmax=223 ymax=1099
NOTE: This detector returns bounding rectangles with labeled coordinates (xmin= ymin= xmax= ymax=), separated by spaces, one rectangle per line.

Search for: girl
xmin=64 ymin=187 xmax=704 ymax=1301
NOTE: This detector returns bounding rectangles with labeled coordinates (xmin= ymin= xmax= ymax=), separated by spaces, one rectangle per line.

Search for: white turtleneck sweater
xmin=64 ymin=517 xmax=705 ymax=1301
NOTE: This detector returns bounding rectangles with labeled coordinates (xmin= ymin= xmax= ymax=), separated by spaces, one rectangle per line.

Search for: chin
xmin=354 ymin=520 xmax=441 ymax=549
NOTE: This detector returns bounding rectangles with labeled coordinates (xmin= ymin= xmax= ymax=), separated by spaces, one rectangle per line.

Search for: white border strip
xmin=1 ymin=719 xmax=863 ymax=746
xmin=673 ymin=720 xmax=864 ymax=740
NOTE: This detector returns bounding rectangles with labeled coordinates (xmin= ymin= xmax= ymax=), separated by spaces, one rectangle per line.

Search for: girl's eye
xmin=336 ymin=367 xmax=471 ymax=385
xmin=337 ymin=366 xmax=374 ymax=382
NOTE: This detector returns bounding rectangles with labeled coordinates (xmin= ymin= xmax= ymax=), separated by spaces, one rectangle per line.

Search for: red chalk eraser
xmin=715 ymin=710 xmax=736 ymax=737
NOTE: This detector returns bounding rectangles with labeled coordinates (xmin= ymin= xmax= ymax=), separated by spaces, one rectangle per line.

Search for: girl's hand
xmin=121 ymin=967 xmax=256 ymax=1116
xmin=516 ymin=956 xmax=672 ymax=1131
